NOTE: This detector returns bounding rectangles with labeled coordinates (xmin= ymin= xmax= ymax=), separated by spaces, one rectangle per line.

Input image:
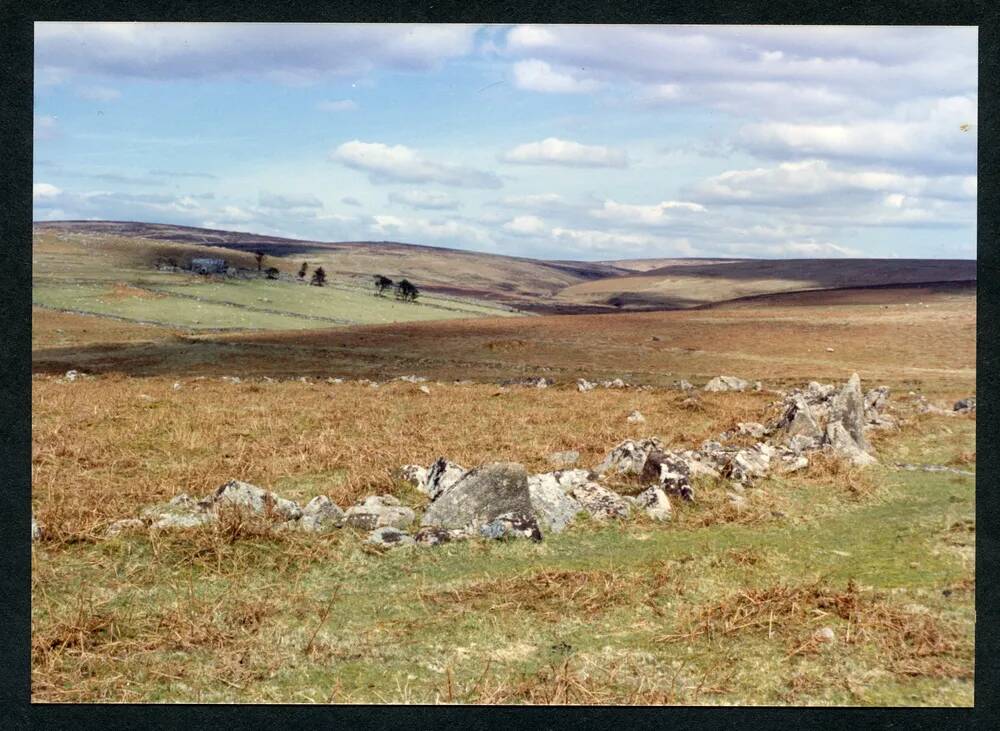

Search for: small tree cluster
xmin=395 ymin=279 xmax=419 ymax=302
xmin=310 ymin=266 xmax=327 ymax=286
xmin=373 ymin=274 xmax=393 ymax=296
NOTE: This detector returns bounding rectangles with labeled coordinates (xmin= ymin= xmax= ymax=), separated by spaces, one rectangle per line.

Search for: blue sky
xmin=33 ymin=23 xmax=977 ymax=260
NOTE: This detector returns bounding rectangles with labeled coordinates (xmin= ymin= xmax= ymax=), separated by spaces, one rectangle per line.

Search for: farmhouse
xmin=190 ymin=257 xmax=227 ymax=274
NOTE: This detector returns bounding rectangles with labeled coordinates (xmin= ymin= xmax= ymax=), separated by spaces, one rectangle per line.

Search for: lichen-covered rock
xmin=779 ymin=455 xmax=809 ymax=473
xmin=736 ymin=422 xmax=768 ymax=438
xmin=398 ymin=464 xmax=430 ymax=491
xmin=421 ymin=462 xmax=532 ymax=530
xmin=825 ymin=422 xmax=877 ymax=466
xmin=345 ymin=495 xmax=415 ymax=530
xmin=632 ymin=486 xmax=672 ymax=521
xmin=413 ymin=526 xmax=468 ymax=546
xmin=202 ymin=480 xmax=302 ymax=520
xmin=640 ymin=450 xmax=694 ymax=501
xmin=596 ymin=437 xmax=662 ymax=476
xmin=478 ymin=512 xmax=543 ymax=541
xmin=829 ymin=373 xmax=869 ymax=451
xmin=425 ymin=458 xmax=467 ymax=500
xmin=953 ymin=397 xmax=976 ymax=413
xmin=299 ymin=495 xmax=345 ymax=532
xmin=865 ymin=386 xmax=891 ymax=416
xmin=703 ymin=375 xmax=750 ymax=392
xmin=367 ymin=526 xmax=415 ymax=547
xmin=527 ymin=473 xmax=584 ymax=533
xmin=152 ymin=512 xmax=216 ymax=530
xmin=569 ymin=482 xmax=631 ymax=521
xmin=780 ymin=396 xmax=824 ymax=441
xmin=725 ymin=444 xmax=775 ymax=483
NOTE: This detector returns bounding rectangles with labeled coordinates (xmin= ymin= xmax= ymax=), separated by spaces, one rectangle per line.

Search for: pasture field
xmin=29 ymin=228 xmax=977 ymax=705
xmin=31 ymin=376 xmax=975 ymax=704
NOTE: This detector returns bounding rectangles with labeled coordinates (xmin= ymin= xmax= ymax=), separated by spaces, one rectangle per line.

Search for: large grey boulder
xmin=345 ymin=495 xmax=416 ymax=530
xmin=201 ymin=480 xmax=302 ymax=520
xmin=829 ymin=373 xmax=868 ymax=451
xmin=421 ymin=462 xmax=532 ymax=529
xmin=704 ymin=376 xmax=750 ymax=392
xmin=596 ymin=438 xmax=662 ymax=476
xmin=569 ymin=482 xmax=631 ymax=521
xmin=527 ymin=473 xmax=584 ymax=533
xmin=424 ymin=458 xmax=467 ymax=500
xmin=299 ymin=495 xmax=345 ymax=532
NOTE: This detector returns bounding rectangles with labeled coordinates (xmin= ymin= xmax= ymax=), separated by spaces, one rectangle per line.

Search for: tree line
xmin=253 ymin=251 xmax=419 ymax=301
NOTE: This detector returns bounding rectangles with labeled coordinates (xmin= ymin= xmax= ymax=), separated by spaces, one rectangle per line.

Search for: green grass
xmin=32 ymin=419 xmax=975 ymax=704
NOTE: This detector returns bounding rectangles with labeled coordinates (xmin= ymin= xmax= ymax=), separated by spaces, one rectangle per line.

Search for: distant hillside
xmin=34 ymin=221 xmax=630 ymax=310
xmin=35 ymin=221 xmax=976 ymax=312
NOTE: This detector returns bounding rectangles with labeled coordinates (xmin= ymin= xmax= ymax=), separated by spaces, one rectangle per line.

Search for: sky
xmin=32 ymin=23 xmax=977 ymax=261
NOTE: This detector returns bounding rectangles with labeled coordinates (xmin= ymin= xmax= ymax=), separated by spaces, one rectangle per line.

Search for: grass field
xmin=29 ymin=223 xmax=977 ymax=705
xmin=32 ymin=229 xmax=521 ymax=330
xmin=30 ymin=376 xmax=975 ymax=704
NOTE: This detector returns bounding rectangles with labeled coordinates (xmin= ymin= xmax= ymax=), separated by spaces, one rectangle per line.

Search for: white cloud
xmin=502 ymin=215 xmax=547 ymax=236
xmin=33 ymin=183 xmax=62 ymax=202
xmin=720 ymin=240 xmax=862 ymax=258
xmin=591 ymin=199 xmax=706 ymax=227
xmin=551 ymin=226 xmax=695 ymax=256
xmin=370 ymin=214 xmax=492 ymax=247
xmin=512 ymin=59 xmax=602 ymax=93
xmin=388 ymin=189 xmax=461 ymax=210
xmin=333 ymin=140 xmax=502 ymax=188
xmin=317 ymin=99 xmax=358 ymax=112
xmin=258 ymin=191 xmax=324 ymax=210
xmin=737 ymin=96 xmax=976 ymax=173
xmin=35 ymin=23 xmax=479 ymax=82
xmin=497 ymin=192 xmax=580 ymax=213
xmin=501 ymin=137 xmax=627 ymax=168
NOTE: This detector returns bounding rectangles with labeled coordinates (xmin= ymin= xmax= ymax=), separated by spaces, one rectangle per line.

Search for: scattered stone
xmin=398 ymin=464 xmax=430 ymax=491
xmin=172 ymin=382 xmax=182 ymax=390
xmin=479 ymin=512 xmax=543 ymax=541
xmin=703 ymin=375 xmax=750 ymax=392
xmin=31 ymin=515 xmax=41 ymax=542
xmin=814 ymin=627 xmax=836 ymax=643
xmin=576 ymin=378 xmax=596 ymax=392
xmin=674 ymin=380 xmax=694 ymax=391
xmin=736 ymin=422 xmax=768 ymax=438
xmin=396 ymin=375 xmax=428 ymax=383
xmin=829 ymin=373 xmax=869 ymax=451
xmin=727 ymin=492 xmax=749 ymax=509
xmin=202 ymin=480 xmax=302 ymax=520
xmin=367 ymin=526 xmax=415 ymax=548
xmin=527 ymin=473 xmax=584 ymax=533
xmin=627 ymin=410 xmax=646 ymax=424
xmin=152 ymin=512 xmax=215 ymax=530
xmin=953 ymin=397 xmax=976 ymax=413
xmin=632 ymin=486 xmax=672 ymax=521
xmin=725 ymin=444 xmax=775 ymax=483
xmin=602 ymin=378 xmax=628 ymax=389
xmin=64 ymin=369 xmax=81 ymax=382
xmin=418 ymin=385 xmax=431 ymax=395
xmin=425 ymin=458 xmax=467 ymax=500
xmin=780 ymin=396 xmax=824 ymax=441
xmin=413 ymin=525 xmax=469 ymax=546
xmin=640 ymin=450 xmax=694 ymax=501
xmin=547 ymin=450 xmax=580 ymax=468
xmin=569 ymin=482 xmax=631 ymax=521
xmin=326 ymin=377 xmax=344 ymax=384
xmin=345 ymin=495 xmax=416 ymax=530
xmin=421 ymin=462 xmax=533 ymax=530
xmin=299 ymin=495 xmax=345 ymax=532
xmin=779 ymin=455 xmax=810 ymax=473
xmin=106 ymin=518 xmax=145 ymax=536
xmin=825 ymin=347 xmax=835 ymax=353
xmin=825 ymin=422 xmax=877 ymax=466
xmin=596 ymin=437 xmax=662 ymax=476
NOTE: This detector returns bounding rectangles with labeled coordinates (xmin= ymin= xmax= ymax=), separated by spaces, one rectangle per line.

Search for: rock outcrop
xmin=421 ymin=462 xmax=533 ymax=530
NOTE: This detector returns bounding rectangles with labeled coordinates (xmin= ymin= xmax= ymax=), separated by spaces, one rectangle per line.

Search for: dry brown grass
xmin=32 ymin=376 xmax=770 ymax=538
xmin=420 ymin=566 xmax=679 ymax=622
xmin=661 ymin=581 xmax=972 ymax=680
